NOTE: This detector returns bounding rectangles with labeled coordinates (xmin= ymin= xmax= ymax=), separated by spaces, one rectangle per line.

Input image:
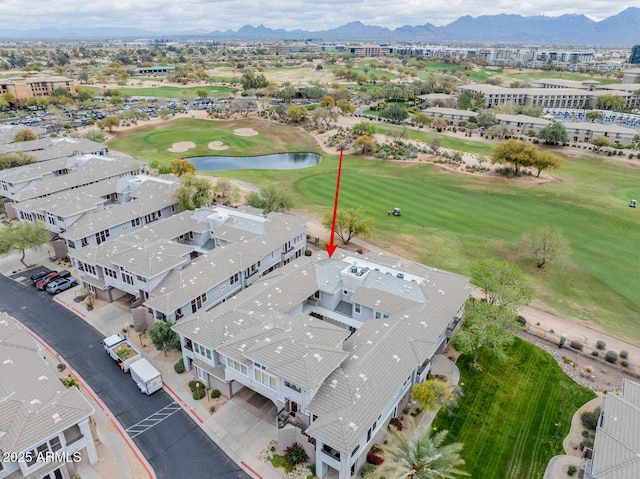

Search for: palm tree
xmin=380 ymin=417 xmax=468 ymax=479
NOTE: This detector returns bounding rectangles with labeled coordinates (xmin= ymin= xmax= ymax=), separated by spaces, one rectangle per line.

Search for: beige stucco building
xmin=0 ymin=76 xmax=76 ymax=101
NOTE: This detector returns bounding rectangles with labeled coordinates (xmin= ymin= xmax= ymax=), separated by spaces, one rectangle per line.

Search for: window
xmin=191 ymin=292 xmax=207 ymax=313
xmin=375 ymin=311 xmax=382 ymax=319
xmin=122 ymin=272 xmax=134 ymax=285
xmin=285 ymin=381 xmax=301 ymax=393
xmin=131 ymin=218 xmax=141 ymax=227
xmin=95 ymin=229 xmax=110 ymax=245
xmin=105 ymin=268 xmax=117 ymax=279
xmin=230 ymin=273 xmax=239 ymax=285
xmin=355 ymin=303 xmax=361 ymax=313
xmin=226 ymin=357 xmax=248 ymax=375
xmin=254 ymin=363 xmax=276 ymax=390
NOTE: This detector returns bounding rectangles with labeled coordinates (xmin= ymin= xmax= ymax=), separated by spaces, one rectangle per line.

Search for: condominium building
xmin=172 ymin=250 xmax=470 ymax=479
xmin=0 ymin=313 xmax=98 ymax=479
xmin=581 ymin=379 xmax=640 ymax=478
xmin=0 ymin=76 xmax=76 ymax=101
xmin=630 ymin=45 xmax=640 ymax=64
xmin=0 ymin=137 xmax=107 ymax=163
xmin=0 ymin=154 xmax=145 ymax=204
xmin=68 ymin=206 xmax=307 ymax=311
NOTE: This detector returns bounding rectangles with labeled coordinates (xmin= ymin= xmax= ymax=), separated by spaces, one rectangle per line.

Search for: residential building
xmin=0 ymin=154 xmax=145 ymax=204
xmin=12 ymin=174 xmax=177 ymax=246
xmin=0 ymin=137 xmax=107 ymax=162
xmin=581 ymin=379 xmax=640 ymax=478
xmin=347 ymin=45 xmax=394 ymax=56
xmin=494 ymin=113 xmax=551 ymax=135
xmin=423 ymin=107 xmax=477 ymax=124
xmin=622 ymin=67 xmax=640 ymax=84
xmin=68 ymin=206 xmax=307 ymax=310
xmin=0 ymin=312 xmax=98 ymax=479
xmin=459 ymin=83 xmax=640 ymax=112
xmin=563 ymin=122 xmax=637 ymax=146
xmin=172 ymin=250 xmax=470 ymax=479
xmin=629 ymin=45 xmax=640 ymax=64
xmin=0 ymin=76 xmax=76 ymax=102
xmin=133 ymin=66 xmax=175 ymax=76
xmin=0 ymin=125 xmax=47 ymax=145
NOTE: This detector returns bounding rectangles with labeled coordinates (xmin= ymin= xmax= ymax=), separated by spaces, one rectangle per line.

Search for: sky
xmin=0 ymin=0 xmax=630 ymax=32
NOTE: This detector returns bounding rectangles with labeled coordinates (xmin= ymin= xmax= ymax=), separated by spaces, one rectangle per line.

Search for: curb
xmin=11 ymin=317 xmax=156 ymax=479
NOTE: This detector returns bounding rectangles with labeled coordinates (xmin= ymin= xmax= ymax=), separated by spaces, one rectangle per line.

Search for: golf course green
xmin=107 ymin=118 xmax=640 ymax=344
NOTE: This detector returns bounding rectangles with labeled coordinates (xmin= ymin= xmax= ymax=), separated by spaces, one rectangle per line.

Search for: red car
xmin=36 ymin=270 xmax=71 ymax=290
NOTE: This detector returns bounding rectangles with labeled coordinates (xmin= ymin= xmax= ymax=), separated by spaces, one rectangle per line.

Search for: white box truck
xmin=129 ymin=358 xmax=163 ymax=395
xmin=102 ymin=334 xmax=142 ymax=373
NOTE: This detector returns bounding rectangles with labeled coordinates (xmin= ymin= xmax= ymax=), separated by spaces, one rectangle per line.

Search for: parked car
xmin=36 ymin=270 xmax=71 ymax=290
xmin=30 ymin=269 xmax=53 ymax=284
xmin=46 ymin=277 xmax=77 ymax=295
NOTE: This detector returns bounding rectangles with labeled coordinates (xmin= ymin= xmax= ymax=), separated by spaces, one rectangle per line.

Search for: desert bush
xmin=568 ymin=465 xmax=577 ymax=476
xmin=605 ymin=351 xmax=618 ymax=364
xmin=570 ymin=340 xmax=583 ymax=351
xmin=581 ymin=407 xmax=601 ymax=430
xmin=620 ymin=350 xmax=629 ymax=359
xmin=591 ymin=351 xmax=599 ymax=357
xmin=360 ymin=464 xmax=376 ymax=478
xmin=211 ymin=389 xmax=221 ymax=399
xmin=596 ymin=340 xmax=606 ymax=350
xmin=285 ymin=442 xmax=308 ymax=466
xmin=621 ymin=360 xmax=629 ymax=368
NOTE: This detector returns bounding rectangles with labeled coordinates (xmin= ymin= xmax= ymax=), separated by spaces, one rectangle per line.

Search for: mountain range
xmin=0 ymin=8 xmax=639 ymax=46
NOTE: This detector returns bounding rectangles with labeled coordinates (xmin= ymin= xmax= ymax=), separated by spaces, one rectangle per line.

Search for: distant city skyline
xmin=0 ymin=1 xmax=629 ymax=33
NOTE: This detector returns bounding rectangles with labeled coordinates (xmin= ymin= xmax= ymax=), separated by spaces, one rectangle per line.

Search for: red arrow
xmin=325 ymin=149 xmax=343 ymax=258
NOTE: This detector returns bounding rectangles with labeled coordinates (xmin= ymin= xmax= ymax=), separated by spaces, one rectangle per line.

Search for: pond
xmin=188 ymin=152 xmax=322 ymax=172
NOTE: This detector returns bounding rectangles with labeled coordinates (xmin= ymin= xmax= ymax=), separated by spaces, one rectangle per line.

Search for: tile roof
xmin=172 ymin=249 xmax=470 ymax=454
xmin=589 ymin=379 xmax=640 ymax=479
xmin=0 ymin=313 xmax=94 ymax=454
xmin=14 ymin=156 xmax=140 ymax=201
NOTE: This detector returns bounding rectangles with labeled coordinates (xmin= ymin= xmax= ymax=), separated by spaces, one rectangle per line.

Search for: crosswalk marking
xmin=125 ymin=402 xmax=182 ymax=438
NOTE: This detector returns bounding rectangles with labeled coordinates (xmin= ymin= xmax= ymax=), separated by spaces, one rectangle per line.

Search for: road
xmin=0 ymin=273 xmax=248 ymax=479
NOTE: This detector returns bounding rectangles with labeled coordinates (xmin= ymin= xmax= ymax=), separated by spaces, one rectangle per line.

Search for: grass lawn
xmin=85 ymin=85 xmax=238 ymax=98
xmin=432 ymin=338 xmax=596 ymax=478
xmin=108 ymin=119 xmax=640 ymax=343
xmin=504 ymin=71 xmax=618 ymax=85
xmin=106 ymin=118 xmax=324 ymax=164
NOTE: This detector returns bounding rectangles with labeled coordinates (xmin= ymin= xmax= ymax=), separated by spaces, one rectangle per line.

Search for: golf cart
xmin=630 ymin=200 xmax=637 ymax=208
xmin=392 ymin=208 xmax=402 ymax=217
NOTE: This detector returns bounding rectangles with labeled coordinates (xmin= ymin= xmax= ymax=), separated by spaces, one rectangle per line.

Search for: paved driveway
xmin=0 ymin=272 xmax=248 ymax=479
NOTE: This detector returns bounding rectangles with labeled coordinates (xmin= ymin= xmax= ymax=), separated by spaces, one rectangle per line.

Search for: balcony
xmin=322 ymin=444 xmax=341 ymax=461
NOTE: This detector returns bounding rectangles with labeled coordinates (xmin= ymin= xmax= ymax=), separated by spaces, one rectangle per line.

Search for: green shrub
xmin=620 ymin=350 xmax=629 ymax=359
xmin=360 ymin=464 xmax=376 ymax=478
xmin=605 ymin=351 xmax=618 ymax=364
xmin=188 ymin=379 xmax=199 ymax=392
xmin=174 ymin=358 xmax=185 ymax=373
xmin=192 ymin=386 xmax=206 ymax=400
xmin=570 ymin=340 xmax=583 ymax=351
xmin=581 ymin=407 xmax=601 ymax=430
xmin=304 ymin=249 xmax=312 ymax=256
xmin=271 ymin=454 xmax=291 ymax=471
xmin=568 ymin=464 xmax=577 ymax=476
xmin=596 ymin=340 xmax=606 ymax=350
xmin=211 ymin=389 xmax=221 ymax=399
xmin=284 ymin=442 xmax=308 ymax=466
xmin=621 ymin=360 xmax=629 ymax=368
xmin=591 ymin=350 xmax=599 ymax=357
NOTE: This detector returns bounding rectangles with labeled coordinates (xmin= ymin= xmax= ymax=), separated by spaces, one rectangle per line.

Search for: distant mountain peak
xmin=0 ymin=9 xmax=636 ymax=46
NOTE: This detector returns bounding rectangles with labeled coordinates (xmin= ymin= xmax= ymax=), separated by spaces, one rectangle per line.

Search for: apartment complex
xmin=172 ymin=250 xmax=470 ymax=479
xmin=0 ymin=313 xmax=98 ymax=479
xmin=68 ymin=206 xmax=307 ymax=310
xmin=12 ymin=174 xmax=176 ymax=240
xmin=0 ymin=76 xmax=76 ymax=101
xmin=459 ymin=82 xmax=640 ymax=112
xmin=0 ymin=137 xmax=106 ymax=163
xmin=0 ymin=154 xmax=145 ymax=204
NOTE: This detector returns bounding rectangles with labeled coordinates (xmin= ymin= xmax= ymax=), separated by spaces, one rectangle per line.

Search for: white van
xmin=129 ymin=358 xmax=163 ymax=395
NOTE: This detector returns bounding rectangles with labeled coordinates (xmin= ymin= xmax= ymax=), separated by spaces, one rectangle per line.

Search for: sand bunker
xmin=168 ymin=141 xmax=196 ymax=153
xmin=233 ymin=128 xmax=259 ymax=137
xmin=208 ymin=141 xmax=229 ymax=151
